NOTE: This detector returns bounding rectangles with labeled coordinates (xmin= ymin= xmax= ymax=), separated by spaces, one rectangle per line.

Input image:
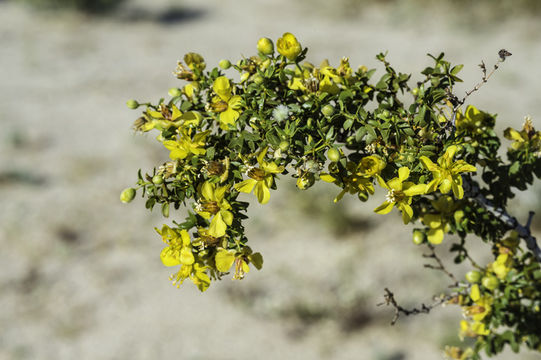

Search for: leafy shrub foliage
xmin=122 ymin=33 xmax=541 ymax=358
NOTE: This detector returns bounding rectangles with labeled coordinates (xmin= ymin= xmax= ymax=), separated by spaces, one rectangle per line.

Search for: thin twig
xmin=377 ymin=288 xmax=455 ymax=325
xmin=449 ymin=49 xmax=511 ymax=128
xmin=422 ymin=244 xmax=459 ymax=285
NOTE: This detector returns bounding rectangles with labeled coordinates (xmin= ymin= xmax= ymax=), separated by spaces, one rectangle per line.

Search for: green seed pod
xmin=152 ymin=175 xmax=164 ymax=185
xmin=465 ymin=270 xmax=482 ymax=283
xmin=279 ymin=140 xmax=290 ymax=152
xmin=126 ymin=99 xmax=139 ymax=109
xmin=162 ymin=203 xmax=170 ymax=218
xmin=219 ymin=59 xmax=232 ymax=70
xmin=321 ymin=104 xmax=335 ymax=117
xmin=168 ymin=88 xmax=182 ymax=97
xmin=482 ymin=275 xmax=499 ymax=291
xmin=120 ymin=187 xmax=136 ymax=203
xmin=357 ymin=191 xmax=369 ymax=202
xmin=257 ymin=37 xmax=274 ymax=55
xmin=412 ymin=229 xmax=426 ymax=245
xmin=327 ymin=147 xmax=340 ymax=163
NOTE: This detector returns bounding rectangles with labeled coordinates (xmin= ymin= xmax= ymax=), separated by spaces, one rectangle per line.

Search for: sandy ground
xmin=1 ymin=0 xmax=541 ymax=359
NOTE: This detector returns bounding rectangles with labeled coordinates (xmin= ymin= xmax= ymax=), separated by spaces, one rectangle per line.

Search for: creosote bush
xmin=122 ymin=33 xmax=541 ymax=359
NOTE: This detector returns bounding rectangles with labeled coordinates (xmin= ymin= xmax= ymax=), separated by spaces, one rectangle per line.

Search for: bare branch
xmin=449 ymin=49 xmax=511 ymax=128
xmin=422 ymin=244 xmax=459 ymax=285
xmin=377 ymin=288 xmax=456 ymax=325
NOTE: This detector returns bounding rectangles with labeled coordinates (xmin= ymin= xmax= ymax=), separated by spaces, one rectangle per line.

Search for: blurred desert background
xmin=1 ymin=0 xmax=541 ymax=359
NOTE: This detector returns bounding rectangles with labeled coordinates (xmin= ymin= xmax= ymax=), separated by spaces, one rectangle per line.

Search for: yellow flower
xmin=234 ymin=148 xmax=284 ymax=204
xmin=196 ymin=182 xmax=234 ymax=238
xmin=420 ymin=196 xmax=457 ymax=244
xmin=146 ymin=103 xmax=202 ymax=131
xmin=490 ymin=253 xmax=513 ymax=280
xmin=162 ymin=130 xmax=209 ymax=160
xmin=184 ymin=52 xmax=206 ymax=72
xmin=420 ymin=145 xmax=477 ymax=199
xmin=357 ymin=155 xmax=386 ymax=177
xmin=211 ymin=76 xmax=243 ymax=130
xmin=157 ymin=225 xmax=194 ymax=267
xmin=504 ymin=116 xmax=541 ymax=152
xmin=455 ymin=105 xmax=494 ymax=134
xmin=156 ymin=225 xmax=211 ymax=292
xmin=321 ymin=161 xmax=375 ymax=203
xmin=277 ymin=32 xmax=302 ymax=61
xmin=374 ymin=167 xmax=427 ymax=224
xmin=287 ymin=61 xmax=342 ymax=95
xmin=214 ymin=248 xmax=263 ymax=280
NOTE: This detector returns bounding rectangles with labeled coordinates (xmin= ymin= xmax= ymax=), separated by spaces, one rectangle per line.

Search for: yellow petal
xmin=180 ymin=230 xmax=191 ymax=247
xmin=171 ymin=104 xmax=182 ymax=121
xmin=180 ymin=247 xmax=195 ymax=265
xmin=215 ymin=249 xmax=236 ymax=272
xmin=160 ymin=247 xmax=180 ymax=267
xmin=209 ymin=212 xmax=227 ymax=237
xmin=228 ymin=95 xmax=242 ymax=109
xmin=374 ymin=201 xmax=394 ymax=214
xmin=451 ymin=181 xmax=464 ymax=199
xmin=202 ymin=182 xmax=215 ymax=201
xmin=419 ymin=156 xmax=438 ymax=172
xmin=234 ymin=179 xmax=257 ymax=194
xmin=221 ymin=210 xmax=233 ymax=226
xmin=399 ymin=203 xmax=413 ymax=224
xmin=220 ymin=108 xmax=240 ymax=126
xmin=470 ymin=284 xmax=481 ymax=302
xmin=213 ymin=76 xmax=232 ymax=102
xmin=398 ymin=167 xmax=410 ymax=181
xmin=254 ymin=181 xmax=271 ymax=204
xmin=427 ymin=228 xmax=444 ymax=244
xmin=439 ymin=178 xmax=452 ymax=194
xmin=403 ymin=183 xmax=427 ymax=196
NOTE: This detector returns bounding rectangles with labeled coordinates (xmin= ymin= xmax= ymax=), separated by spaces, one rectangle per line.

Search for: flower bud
xmin=276 ymin=33 xmax=301 ymax=61
xmin=168 ymin=88 xmax=182 ymax=97
xmin=120 ymin=187 xmax=136 ymax=203
xmin=219 ymin=59 xmax=231 ymax=70
xmin=126 ymin=99 xmax=139 ymax=109
xmin=257 ymin=37 xmax=274 ymax=56
xmin=152 ymin=175 xmax=164 ymax=185
xmin=240 ymin=72 xmax=250 ymax=83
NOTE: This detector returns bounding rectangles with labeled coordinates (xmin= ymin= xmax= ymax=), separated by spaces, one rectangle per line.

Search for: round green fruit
xmin=465 ymin=270 xmax=482 ymax=283
xmin=120 ymin=187 xmax=136 ymax=203
xmin=168 ymin=88 xmax=182 ymax=97
xmin=412 ymin=230 xmax=426 ymax=245
xmin=327 ymin=147 xmax=340 ymax=162
xmin=219 ymin=59 xmax=231 ymax=70
xmin=321 ymin=105 xmax=335 ymax=117
xmin=482 ymin=275 xmax=499 ymax=291
xmin=152 ymin=175 xmax=164 ymax=185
